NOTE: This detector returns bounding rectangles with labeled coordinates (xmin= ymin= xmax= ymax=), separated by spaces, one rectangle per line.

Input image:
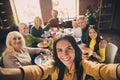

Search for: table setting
xmin=34 ymin=52 xmax=53 ymax=65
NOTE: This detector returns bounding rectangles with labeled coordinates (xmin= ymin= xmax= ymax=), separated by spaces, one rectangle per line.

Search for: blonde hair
xmin=34 ymin=16 xmax=43 ymax=27
xmin=18 ymin=22 xmax=28 ymax=32
xmin=6 ymin=31 xmax=25 ymax=48
xmin=2 ymin=31 xmax=26 ymax=57
xmin=52 ymin=9 xmax=58 ymax=14
xmin=76 ymin=15 xmax=88 ymax=26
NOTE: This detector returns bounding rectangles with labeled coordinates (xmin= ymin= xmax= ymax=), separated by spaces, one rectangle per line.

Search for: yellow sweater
xmin=21 ymin=59 xmax=118 ymax=80
xmin=89 ymin=39 xmax=105 ymax=62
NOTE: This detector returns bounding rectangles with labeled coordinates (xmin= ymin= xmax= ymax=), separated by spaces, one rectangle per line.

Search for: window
xmin=10 ymin=0 xmax=41 ymax=25
xmin=52 ymin=0 xmax=78 ymax=21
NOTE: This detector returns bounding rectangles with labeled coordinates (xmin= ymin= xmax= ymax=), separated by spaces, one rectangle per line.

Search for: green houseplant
xmin=85 ymin=8 xmax=99 ymax=25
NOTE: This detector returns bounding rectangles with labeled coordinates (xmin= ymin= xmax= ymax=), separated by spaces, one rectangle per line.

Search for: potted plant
xmin=85 ymin=8 xmax=99 ymax=25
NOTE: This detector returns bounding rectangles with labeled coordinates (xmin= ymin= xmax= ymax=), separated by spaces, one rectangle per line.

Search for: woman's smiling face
xmin=10 ymin=34 xmax=23 ymax=51
xmin=89 ymin=28 xmax=97 ymax=39
xmin=56 ymin=39 xmax=75 ymax=69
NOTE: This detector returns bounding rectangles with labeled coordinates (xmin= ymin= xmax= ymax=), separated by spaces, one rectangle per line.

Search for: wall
xmin=79 ymin=0 xmax=98 ymax=15
xmin=0 ymin=0 xmax=120 ymax=30
xmin=40 ymin=0 xmax=99 ymax=22
xmin=40 ymin=0 xmax=52 ymax=22
xmin=0 ymin=0 xmax=99 ymax=26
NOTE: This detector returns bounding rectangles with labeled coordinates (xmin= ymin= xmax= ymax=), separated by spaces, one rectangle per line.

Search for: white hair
xmin=6 ymin=31 xmax=25 ymax=48
xmin=77 ymin=15 xmax=87 ymax=21
xmin=18 ymin=22 xmax=28 ymax=30
xmin=2 ymin=31 xmax=26 ymax=57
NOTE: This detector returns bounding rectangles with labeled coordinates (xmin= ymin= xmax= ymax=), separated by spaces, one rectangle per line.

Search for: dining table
xmin=35 ymin=28 xmax=84 ymax=64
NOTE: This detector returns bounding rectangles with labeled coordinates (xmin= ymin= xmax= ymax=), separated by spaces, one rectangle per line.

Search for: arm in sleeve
xmin=3 ymin=54 xmax=22 ymax=68
xmin=26 ymin=47 xmax=44 ymax=55
xmin=26 ymin=47 xmax=51 ymax=55
xmin=99 ymin=48 xmax=105 ymax=62
xmin=20 ymin=65 xmax=43 ymax=80
xmin=20 ymin=58 xmax=55 ymax=80
xmin=117 ymin=65 xmax=120 ymax=79
xmin=32 ymin=36 xmax=43 ymax=43
xmin=0 ymin=67 xmax=23 ymax=80
xmin=98 ymin=39 xmax=107 ymax=62
xmin=82 ymin=60 xmax=119 ymax=80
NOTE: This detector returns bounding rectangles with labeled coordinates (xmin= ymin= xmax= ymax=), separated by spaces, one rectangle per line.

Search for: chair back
xmin=105 ymin=43 xmax=118 ymax=63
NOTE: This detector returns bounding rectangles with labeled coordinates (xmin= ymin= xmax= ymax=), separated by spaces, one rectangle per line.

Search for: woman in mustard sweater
xmin=86 ymin=25 xmax=107 ymax=62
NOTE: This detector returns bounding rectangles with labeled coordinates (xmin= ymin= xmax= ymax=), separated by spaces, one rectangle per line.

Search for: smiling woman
xmin=2 ymin=31 xmax=51 ymax=68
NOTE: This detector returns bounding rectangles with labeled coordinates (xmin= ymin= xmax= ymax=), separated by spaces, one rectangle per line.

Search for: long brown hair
xmin=87 ymin=25 xmax=101 ymax=53
xmin=53 ymin=35 xmax=83 ymax=80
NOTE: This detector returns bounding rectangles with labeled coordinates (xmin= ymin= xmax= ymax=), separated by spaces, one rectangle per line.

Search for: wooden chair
xmin=105 ymin=43 xmax=118 ymax=63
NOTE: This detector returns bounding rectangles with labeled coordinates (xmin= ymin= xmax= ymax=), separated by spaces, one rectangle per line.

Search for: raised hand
xmin=99 ymin=39 xmax=107 ymax=48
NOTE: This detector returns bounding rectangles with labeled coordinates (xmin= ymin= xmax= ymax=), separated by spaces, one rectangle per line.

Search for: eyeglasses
xmin=13 ymin=37 xmax=21 ymax=40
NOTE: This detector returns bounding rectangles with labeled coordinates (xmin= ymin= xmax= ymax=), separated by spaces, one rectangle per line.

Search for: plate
xmin=37 ymin=42 xmax=49 ymax=48
xmin=34 ymin=53 xmax=53 ymax=65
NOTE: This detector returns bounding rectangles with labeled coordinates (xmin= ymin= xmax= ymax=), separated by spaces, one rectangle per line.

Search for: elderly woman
xmin=2 ymin=31 xmax=51 ymax=68
xmin=0 ymin=35 xmax=120 ymax=80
